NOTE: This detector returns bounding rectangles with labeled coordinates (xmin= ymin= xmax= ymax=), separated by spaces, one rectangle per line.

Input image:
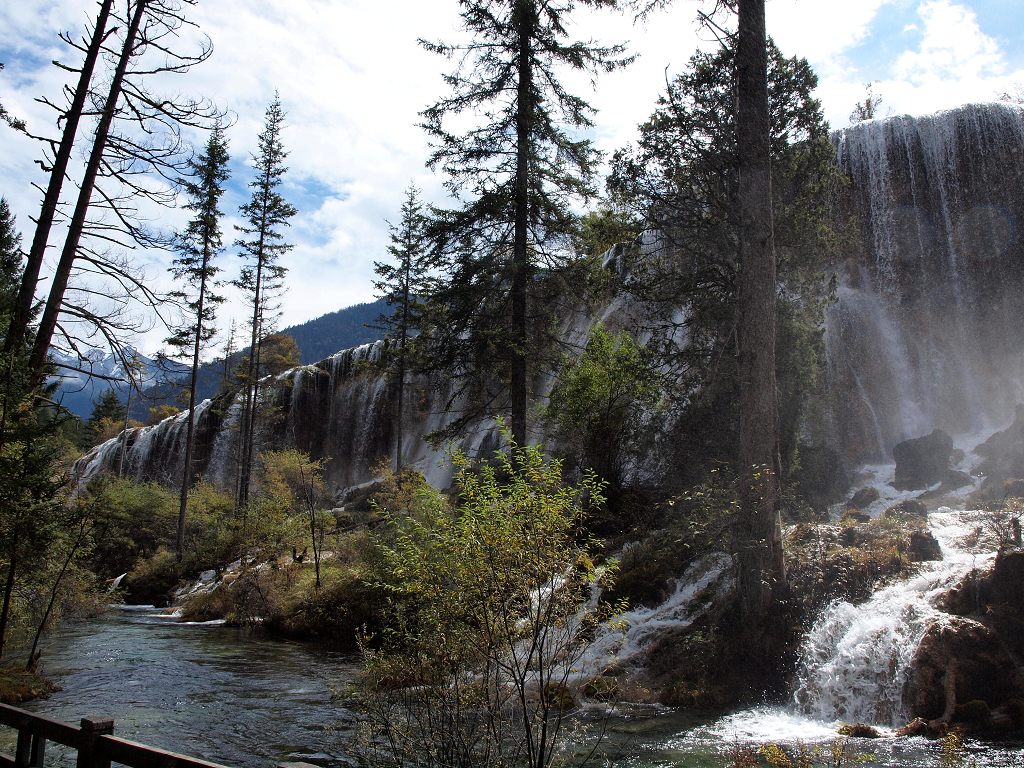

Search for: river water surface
xmin=13 ymin=607 xmax=359 ymax=768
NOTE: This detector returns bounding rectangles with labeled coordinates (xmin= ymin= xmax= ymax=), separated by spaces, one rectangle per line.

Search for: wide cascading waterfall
xmin=791 ymin=509 xmax=997 ymax=726
xmin=74 ymin=105 xmax=1024 ymax=493
xmin=827 ymin=103 xmax=1024 ymax=464
xmin=72 ymin=241 xmax=655 ymax=495
xmin=73 ymin=341 xmax=406 ymax=491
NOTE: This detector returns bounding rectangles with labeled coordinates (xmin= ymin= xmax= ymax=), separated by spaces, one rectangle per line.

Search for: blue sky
xmin=1 ymin=0 xmax=1023 ymax=358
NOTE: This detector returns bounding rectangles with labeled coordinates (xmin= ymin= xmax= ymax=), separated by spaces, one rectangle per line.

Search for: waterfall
xmin=72 ymin=104 xmax=1024 ymax=496
xmin=829 ymin=103 xmax=1024 ymax=464
xmin=791 ymin=509 xmax=998 ymax=726
xmin=575 ymin=553 xmax=734 ymax=681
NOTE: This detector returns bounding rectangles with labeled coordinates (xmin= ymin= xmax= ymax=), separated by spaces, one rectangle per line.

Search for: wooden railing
xmin=0 ymin=702 xmax=230 ymax=768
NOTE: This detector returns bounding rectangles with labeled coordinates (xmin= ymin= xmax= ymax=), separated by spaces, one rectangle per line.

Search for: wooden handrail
xmin=0 ymin=702 xmax=231 ymax=768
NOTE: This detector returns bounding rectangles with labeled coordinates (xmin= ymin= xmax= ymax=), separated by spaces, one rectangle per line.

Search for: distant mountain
xmin=51 ymin=300 xmax=388 ymax=421
xmin=286 ymin=300 xmax=386 ymax=364
xmin=50 ymin=348 xmax=189 ymax=419
xmin=127 ymin=299 xmax=388 ymax=419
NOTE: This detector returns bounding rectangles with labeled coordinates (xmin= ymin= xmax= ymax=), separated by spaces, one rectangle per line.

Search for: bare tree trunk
xmin=28 ymin=0 xmax=149 ymax=382
xmin=118 ymin=373 xmax=134 ymax=478
xmin=0 ymin=536 xmax=18 ymax=660
xmin=395 ymin=274 xmax=409 ymax=472
xmin=510 ymin=0 xmax=533 ymax=448
xmin=26 ymin=521 xmax=91 ymax=672
xmin=735 ymin=0 xmax=785 ymax=632
xmin=4 ymin=0 xmax=114 ymax=356
xmin=176 ymin=247 xmax=212 ymax=561
xmin=237 ymin=230 xmax=267 ymax=509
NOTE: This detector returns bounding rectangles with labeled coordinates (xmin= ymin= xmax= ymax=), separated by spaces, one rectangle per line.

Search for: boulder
xmin=849 ymin=486 xmax=880 ymax=509
xmin=972 ymin=407 xmax=1024 ymax=500
xmin=975 ymin=405 xmax=1024 ymax=462
xmin=837 ymin=723 xmax=881 ymax=738
xmin=883 ymin=499 xmax=928 ymax=520
xmin=893 ymin=430 xmax=954 ymax=490
xmin=940 ymin=469 xmax=973 ymax=493
xmin=906 ymin=529 xmax=942 ymax=562
xmin=894 ymin=717 xmax=929 ymax=737
xmin=906 ymin=616 xmax=1020 ymax=725
xmin=980 ymin=550 xmax=1024 ymax=657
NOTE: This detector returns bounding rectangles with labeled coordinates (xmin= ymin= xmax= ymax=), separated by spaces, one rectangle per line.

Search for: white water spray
xmin=792 ymin=508 xmax=998 ymax=726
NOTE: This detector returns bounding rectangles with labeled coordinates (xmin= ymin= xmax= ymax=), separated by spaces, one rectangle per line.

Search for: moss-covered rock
xmin=786 ymin=516 xmax=936 ymax=624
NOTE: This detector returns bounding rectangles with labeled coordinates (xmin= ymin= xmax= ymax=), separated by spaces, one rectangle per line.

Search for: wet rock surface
xmin=907 ymin=549 xmax=1024 ymax=734
xmin=892 ymin=430 xmax=953 ymax=491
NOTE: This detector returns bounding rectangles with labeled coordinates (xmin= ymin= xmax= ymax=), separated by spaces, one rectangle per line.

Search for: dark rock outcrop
xmin=1004 ymin=479 xmax=1024 ymax=499
xmin=906 ymin=530 xmax=942 ymax=562
xmin=893 ymin=430 xmax=953 ymax=490
xmin=883 ymin=499 xmax=928 ymax=520
xmin=972 ymin=406 xmax=1024 ymax=501
xmin=906 ymin=617 xmax=1019 ymax=723
xmin=907 ymin=550 xmax=1024 ymax=733
xmin=849 ymin=486 xmax=880 ymax=509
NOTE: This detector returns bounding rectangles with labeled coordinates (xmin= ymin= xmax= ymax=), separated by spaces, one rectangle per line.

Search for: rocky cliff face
xmin=75 ymin=103 xmax=1024 ymax=493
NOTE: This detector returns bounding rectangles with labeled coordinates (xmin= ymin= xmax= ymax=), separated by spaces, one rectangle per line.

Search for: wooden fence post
xmin=13 ymin=713 xmax=45 ymax=768
xmin=76 ymin=716 xmax=114 ymax=768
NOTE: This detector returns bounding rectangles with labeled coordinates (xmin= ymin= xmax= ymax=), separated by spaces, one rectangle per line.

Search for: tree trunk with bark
xmin=510 ymin=0 xmax=533 ymax=448
xmin=735 ymin=0 xmax=785 ymax=638
xmin=28 ymin=0 xmax=148 ymax=382
xmin=4 ymin=0 xmax=114 ymax=357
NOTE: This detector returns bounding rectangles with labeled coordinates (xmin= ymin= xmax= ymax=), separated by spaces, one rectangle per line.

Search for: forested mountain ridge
xmin=54 ymin=300 xmax=387 ymax=418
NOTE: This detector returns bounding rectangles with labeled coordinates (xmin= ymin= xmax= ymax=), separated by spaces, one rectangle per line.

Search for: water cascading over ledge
xmin=76 ymin=104 xmax=1024 ymax=491
xmin=73 ymin=341 xmax=468 ymax=492
xmin=827 ymin=102 xmax=1024 ymax=464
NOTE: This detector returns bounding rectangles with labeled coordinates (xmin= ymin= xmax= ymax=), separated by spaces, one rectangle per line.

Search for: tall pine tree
xmin=421 ymin=0 xmax=631 ymax=445
xmin=235 ymin=95 xmax=296 ymax=507
xmin=0 ymin=199 xmax=22 ymax=332
xmin=167 ymin=122 xmax=230 ymax=561
xmin=374 ymin=185 xmax=432 ymax=471
xmin=735 ymin=0 xmax=785 ymax=653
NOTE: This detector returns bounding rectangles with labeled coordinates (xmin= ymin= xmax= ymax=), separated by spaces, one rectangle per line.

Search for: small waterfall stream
xmin=792 ymin=509 xmax=997 ymax=726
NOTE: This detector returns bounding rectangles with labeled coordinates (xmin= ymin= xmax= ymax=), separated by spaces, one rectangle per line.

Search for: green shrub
xmin=545 ymin=323 xmax=661 ymax=499
xmin=359 ymin=438 xmax=611 ymax=768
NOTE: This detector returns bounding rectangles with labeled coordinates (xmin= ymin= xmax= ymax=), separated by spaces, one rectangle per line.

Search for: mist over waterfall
xmin=827 ymin=103 xmax=1024 ymax=464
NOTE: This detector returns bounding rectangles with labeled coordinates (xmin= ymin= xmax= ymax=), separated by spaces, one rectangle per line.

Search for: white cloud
xmin=4 ymin=0 xmax=1024 ymax=357
xmin=768 ymin=0 xmax=895 ymax=76
xmin=895 ymin=0 xmax=1003 ymax=82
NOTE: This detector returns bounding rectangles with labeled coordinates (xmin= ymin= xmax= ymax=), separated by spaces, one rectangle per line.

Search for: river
xmin=12 ymin=607 xmax=360 ymax=768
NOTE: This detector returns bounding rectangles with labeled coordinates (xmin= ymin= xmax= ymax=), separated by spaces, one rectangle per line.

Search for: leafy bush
xmin=82 ymin=477 xmax=177 ymax=579
xmin=360 ymin=439 xmax=611 ymax=768
xmin=545 ymin=323 xmax=660 ymax=497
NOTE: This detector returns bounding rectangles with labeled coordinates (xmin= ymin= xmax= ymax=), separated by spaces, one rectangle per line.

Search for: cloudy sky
xmin=1 ymin=0 xmax=1022 ymax=358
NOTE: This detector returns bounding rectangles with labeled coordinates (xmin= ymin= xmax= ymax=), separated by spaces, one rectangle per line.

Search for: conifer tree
xmin=234 ymin=95 xmax=296 ymax=507
xmin=734 ymin=0 xmax=785 ymax=648
xmin=167 ymin=122 xmax=230 ymax=561
xmin=421 ymin=0 xmax=631 ymax=446
xmin=0 ymin=63 xmax=25 ymax=132
xmin=374 ymin=185 xmax=432 ymax=471
xmin=0 ymin=199 xmax=22 ymax=331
